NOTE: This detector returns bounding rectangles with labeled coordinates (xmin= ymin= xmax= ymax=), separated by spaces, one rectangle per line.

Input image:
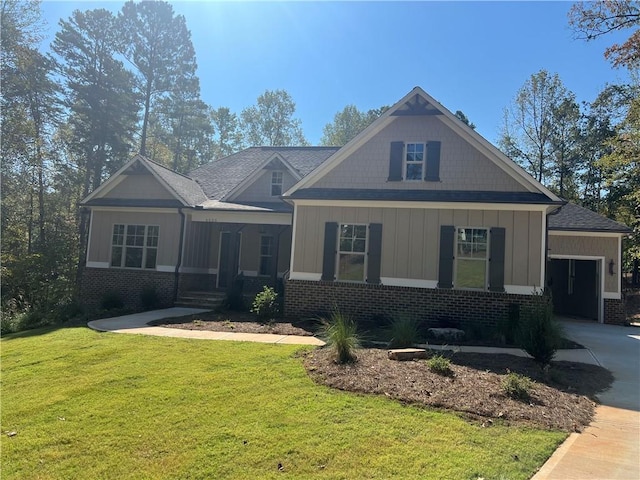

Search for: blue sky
xmin=41 ymin=1 xmax=632 ymax=146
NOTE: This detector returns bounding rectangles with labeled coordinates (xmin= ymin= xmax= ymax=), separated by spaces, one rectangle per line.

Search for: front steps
xmin=175 ymin=291 xmax=226 ymax=310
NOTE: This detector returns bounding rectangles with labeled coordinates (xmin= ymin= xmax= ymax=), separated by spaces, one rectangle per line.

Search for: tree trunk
xmin=140 ymin=77 xmax=153 ymax=156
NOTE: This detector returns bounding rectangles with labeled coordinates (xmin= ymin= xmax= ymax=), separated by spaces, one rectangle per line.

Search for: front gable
xmin=225 ymin=153 xmax=301 ymax=203
xmin=286 ymin=87 xmax=560 ymax=203
xmin=102 ymin=167 xmax=177 ymax=201
xmin=311 ymin=114 xmax=529 ymax=193
xmin=81 ymin=155 xmax=207 ymax=208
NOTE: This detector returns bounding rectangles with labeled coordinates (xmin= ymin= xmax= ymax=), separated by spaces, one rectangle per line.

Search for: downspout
xmin=174 ymin=207 xmax=186 ymax=303
xmin=544 ymin=203 xmax=564 ymax=292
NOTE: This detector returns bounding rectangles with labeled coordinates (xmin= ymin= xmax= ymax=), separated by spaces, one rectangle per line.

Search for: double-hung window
xmin=337 ymin=224 xmax=367 ymax=281
xmin=111 ymin=224 xmax=159 ymax=269
xmin=404 ymin=143 xmax=425 ymax=180
xmin=271 ymin=171 xmax=283 ymax=196
xmin=455 ymin=227 xmax=488 ymax=289
xmin=259 ymin=235 xmax=274 ymax=276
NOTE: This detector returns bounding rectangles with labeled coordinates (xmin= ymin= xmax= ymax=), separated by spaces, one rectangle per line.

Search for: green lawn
xmin=1 ymin=327 xmax=565 ymax=479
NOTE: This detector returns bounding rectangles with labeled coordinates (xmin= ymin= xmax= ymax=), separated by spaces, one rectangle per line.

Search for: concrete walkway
xmin=87 ymin=307 xmax=325 ymax=346
xmin=532 ymin=319 xmax=640 ymax=480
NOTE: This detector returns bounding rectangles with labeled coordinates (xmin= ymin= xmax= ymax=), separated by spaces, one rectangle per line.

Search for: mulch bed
xmin=151 ymin=311 xmax=317 ymax=337
xmin=304 ymin=348 xmax=614 ymax=432
xmin=153 ymin=311 xmax=614 ymax=431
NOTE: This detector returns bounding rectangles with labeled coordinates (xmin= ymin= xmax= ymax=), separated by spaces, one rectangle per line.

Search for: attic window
xmin=271 ymin=171 xmax=283 ymax=196
xmin=404 ymin=143 xmax=425 ymax=180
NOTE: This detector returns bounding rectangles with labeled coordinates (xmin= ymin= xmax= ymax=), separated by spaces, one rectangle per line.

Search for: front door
xmin=217 ymin=231 xmax=241 ymax=289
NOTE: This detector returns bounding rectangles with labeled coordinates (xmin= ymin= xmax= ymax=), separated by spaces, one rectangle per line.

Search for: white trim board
xmin=179 ymin=267 xmax=218 ymax=274
xmin=290 ymin=199 xmax=551 ymax=212
xmin=288 ymin=272 xmax=322 ymax=281
xmin=86 ymin=261 xmax=109 ymax=269
xmin=549 ymin=230 xmax=626 ymax=238
xmin=190 ymin=210 xmax=292 ymax=225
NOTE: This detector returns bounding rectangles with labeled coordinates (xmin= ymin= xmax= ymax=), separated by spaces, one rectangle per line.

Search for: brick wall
xmin=80 ymin=267 xmax=176 ymax=310
xmin=284 ymin=279 xmax=548 ymax=329
xmin=604 ymin=298 xmax=627 ymax=325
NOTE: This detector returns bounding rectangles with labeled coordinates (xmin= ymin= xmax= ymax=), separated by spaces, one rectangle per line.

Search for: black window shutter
xmin=425 ymin=141 xmax=441 ymax=181
xmin=321 ymin=222 xmax=338 ymax=281
xmin=387 ymin=141 xmax=404 ymax=181
xmin=489 ymin=227 xmax=506 ymax=292
xmin=367 ymin=223 xmax=382 ymax=284
xmin=438 ymin=225 xmax=455 ymax=288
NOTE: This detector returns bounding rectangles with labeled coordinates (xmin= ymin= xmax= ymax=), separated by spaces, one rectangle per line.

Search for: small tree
xmin=517 ymin=293 xmax=563 ymax=372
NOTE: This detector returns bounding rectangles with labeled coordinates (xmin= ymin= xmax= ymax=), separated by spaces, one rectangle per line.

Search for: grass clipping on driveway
xmin=2 ymin=327 xmax=596 ymax=480
xmin=305 ymin=347 xmax=613 ymax=432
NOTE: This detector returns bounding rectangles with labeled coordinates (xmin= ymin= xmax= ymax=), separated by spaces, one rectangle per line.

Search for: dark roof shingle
xmin=189 ymin=147 xmax=339 ymax=200
xmin=549 ymin=202 xmax=631 ymax=233
xmin=144 ymin=159 xmax=208 ymax=206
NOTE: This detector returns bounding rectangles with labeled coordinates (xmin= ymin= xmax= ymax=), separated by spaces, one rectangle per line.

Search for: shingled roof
xmin=189 ymin=147 xmax=339 ymax=201
xmin=549 ymin=202 xmax=631 ymax=233
xmin=144 ymin=159 xmax=208 ymax=207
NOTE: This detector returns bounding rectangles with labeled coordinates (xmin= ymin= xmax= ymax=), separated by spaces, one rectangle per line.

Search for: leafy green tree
xmin=210 ymin=106 xmax=244 ymax=158
xmin=549 ymin=96 xmax=582 ymax=199
xmin=1 ymin=0 xmax=75 ymax=311
xmin=150 ymin=74 xmax=213 ymax=173
xmin=52 ymin=8 xmax=139 ymax=285
xmin=598 ymin=88 xmax=640 ymax=266
xmin=569 ymin=1 xmax=640 ymax=68
xmin=118 ymin=0 xmax=198 ymax=155
xmin=52 ymin=8 xmax=139 ymax=189
xmin=454 ymin=110 xmax=476 ymax=129
xmin=500 ymin=70 xmax=576 ymax=187
xmin=241 ymin=89 xmax=308 ymax=146
xmin=321 ymin=104 xmax=388 ymax=146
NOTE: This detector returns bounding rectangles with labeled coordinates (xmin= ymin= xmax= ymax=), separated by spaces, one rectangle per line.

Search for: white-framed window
xmin=455 ymin=227 xmax=488 ymax=289
xmin=271 ymin=171 xmax=283 ymax=196
xmin=337 ymin=224 xmax=367 ymax=281
xmin=259 ymin=235 xmax=274 ymax=276
xmin=110 ymin=224 xmax=159 ymax=269
xmin=404 ymin=142 xmax=425 ymax=180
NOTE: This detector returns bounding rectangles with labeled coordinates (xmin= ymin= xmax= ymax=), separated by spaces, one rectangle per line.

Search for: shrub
xmin=1 ymin=315 xmax=15 ymax=335
xmin=496 ymin=303 xmax=520 ymax=345
xmin=321 ymin=309 xmax=359 ymax=364
xmin=140 ymin=286 xmax=160 ymax=311
xmin=502 ymin=372 xmax=533 ymax=400
xmin=101 ymin=291 xmax=124 ymax=311
xmin=388 ymin=316 xmax=421 ymax=348
xmin=517 ymin=293 xmax=562 ymax=370
xmin=427 ymin=354 xmax=453 ymax=376
xmin=251 ymin=286 xmax=279 ymax=321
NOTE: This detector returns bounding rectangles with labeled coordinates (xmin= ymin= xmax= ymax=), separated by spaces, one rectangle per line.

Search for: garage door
xmin=548 ymin=259 xmax=599 ymax=321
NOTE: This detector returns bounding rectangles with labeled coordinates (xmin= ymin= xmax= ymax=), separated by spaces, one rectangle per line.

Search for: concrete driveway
xmin=533 ymin=319 xmax=640 ymax=479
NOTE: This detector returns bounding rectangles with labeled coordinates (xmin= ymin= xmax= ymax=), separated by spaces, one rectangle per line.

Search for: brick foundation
xmin=284 ymin=279 xmax=549 ymax=329
xmin=80 ymin=267 xmax=176 ymax=311
xmin=604 ymin=297 xmax=627 ymax=325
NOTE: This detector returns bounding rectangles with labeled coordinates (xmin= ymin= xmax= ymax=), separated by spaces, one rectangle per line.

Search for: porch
xmin=177 ymin=217 xmax=292 ymax=300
